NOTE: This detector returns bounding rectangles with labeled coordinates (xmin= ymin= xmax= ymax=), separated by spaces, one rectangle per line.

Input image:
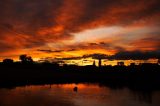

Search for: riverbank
xmin=0 ymin=63 xmax=160 ymax=89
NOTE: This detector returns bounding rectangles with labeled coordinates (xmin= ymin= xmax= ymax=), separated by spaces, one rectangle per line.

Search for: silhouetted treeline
xmin=0 ymin=59 xmax=160 ymax=89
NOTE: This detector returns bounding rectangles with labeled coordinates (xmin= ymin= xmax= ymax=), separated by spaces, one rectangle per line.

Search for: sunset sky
xmin=0 ymin=0 xmax=159 ymax=65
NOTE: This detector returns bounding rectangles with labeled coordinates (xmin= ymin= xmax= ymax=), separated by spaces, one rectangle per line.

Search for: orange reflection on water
xmin=0 ymin=83 xmax=160 ymax=106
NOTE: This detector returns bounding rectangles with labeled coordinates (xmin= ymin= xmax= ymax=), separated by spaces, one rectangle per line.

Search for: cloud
xmin=129 ymin=36 xmax=160 ymax=51
xmin=37 ymin=49 xmax=77 ymax=53
xmin=37 ymin=49 xmax=64 ymax=53
xmin=56 ymin=50 xmax=160 ymax=60
xmin=0 ymin=0 xmax=159 ymax=59
xmin=110 ymin=50 xmax=160 ymax=60
xmin=83 ymin=53 xmax=109 ymax=59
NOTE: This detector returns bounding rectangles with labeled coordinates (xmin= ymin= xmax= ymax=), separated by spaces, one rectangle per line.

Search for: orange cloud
xmin=0 ymin=0 xmax=159 ymax=61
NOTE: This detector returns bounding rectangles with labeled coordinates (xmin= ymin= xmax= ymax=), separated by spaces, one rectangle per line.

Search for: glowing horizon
xmin=0 ymin=0 xmax=159 ymax=65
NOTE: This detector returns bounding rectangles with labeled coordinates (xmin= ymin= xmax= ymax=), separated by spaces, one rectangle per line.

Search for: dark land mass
xmin=0 ymin=61 xmax=160 ymax=92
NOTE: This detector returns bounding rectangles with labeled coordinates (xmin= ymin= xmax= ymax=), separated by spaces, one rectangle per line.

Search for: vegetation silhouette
xmin=0 ymin=55 xmax=160 ymax=92
xmin=19 ymin=54 xmax=33 ymax=63
xmin=3 ymin=59 xmax=14 ymax=64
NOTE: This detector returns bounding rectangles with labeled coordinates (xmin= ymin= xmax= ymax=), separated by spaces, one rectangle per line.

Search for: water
xmin=0 ymin=83 xmax=160 ymax=106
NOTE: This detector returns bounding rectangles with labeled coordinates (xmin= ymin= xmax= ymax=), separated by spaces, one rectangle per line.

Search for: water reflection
xmin=0 ymin=83 xmax=160 ymax=106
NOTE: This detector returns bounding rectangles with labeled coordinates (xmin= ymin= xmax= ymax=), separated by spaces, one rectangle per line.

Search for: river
xmin=0 ymin=83 xmax=160 ymax=106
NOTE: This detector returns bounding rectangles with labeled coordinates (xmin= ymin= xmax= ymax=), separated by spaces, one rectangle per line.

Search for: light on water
xmin=0 ymin=83 xmax=160 ymax=106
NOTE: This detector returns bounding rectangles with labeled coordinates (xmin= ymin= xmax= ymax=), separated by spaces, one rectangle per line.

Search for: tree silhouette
xmin=3 ymin=59 xmax=14 ymax=64
xmin=19 ymin=54 xmax=33 ymax=63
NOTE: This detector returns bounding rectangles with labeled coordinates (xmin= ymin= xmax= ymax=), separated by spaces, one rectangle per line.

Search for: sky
xmin=0 ymin=0 xmax=159 ymax=65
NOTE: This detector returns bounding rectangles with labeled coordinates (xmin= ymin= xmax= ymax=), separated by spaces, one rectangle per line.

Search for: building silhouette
xmin=117 ymin=62 xmax=124 ymax=66
xmin=130 ymin=63 xmax=135 ymax=66
xmin=98 ymin=59 xmax=102 ymax=67
xmin=93 ymin=60 xmax=96 ymax=66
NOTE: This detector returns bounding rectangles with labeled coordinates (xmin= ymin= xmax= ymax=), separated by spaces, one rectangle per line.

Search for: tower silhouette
xmin=98 ymin=59 xmax=102 ymax=67
xmin=93 ymin=60 xmax=96 ymax=66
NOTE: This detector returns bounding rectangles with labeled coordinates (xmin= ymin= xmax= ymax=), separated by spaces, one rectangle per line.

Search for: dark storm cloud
xmin=0 ymin=0 xmax=64 ymax=51
xmin=55 ymin=56 xmax=82 ymax=60
xmin=57 ymin=53 xmax=109 ymax=60
xmin=0 ymin=0 xmax=159 ymax=55
xmin=97 ymin=50 xmax=160 ymax=60
xmin=57 ymin=50 xmax=160 ymax=60
xmin=110 ymin=50 xmax=160 ymax=60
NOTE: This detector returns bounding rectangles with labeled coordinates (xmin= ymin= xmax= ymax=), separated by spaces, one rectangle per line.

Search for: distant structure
xmin=93 ymin=60 xmax=96 ymax=66
xmin=117 ymin=62 xmax=124 ymax=66
xmin=130 ymin=63 xmax=135 ymax=66
xmin=98 ymin=59 xmax=102 ymax=67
